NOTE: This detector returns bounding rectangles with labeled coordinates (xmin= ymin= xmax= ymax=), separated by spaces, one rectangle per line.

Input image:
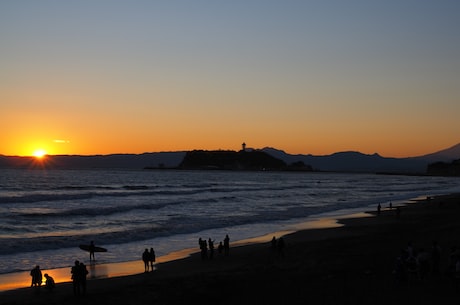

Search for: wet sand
xmin=2 ymin=193 xmax=460 ymax=305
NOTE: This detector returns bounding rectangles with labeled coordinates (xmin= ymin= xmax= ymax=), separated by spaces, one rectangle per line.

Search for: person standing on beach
xmin=270 ymin=236 xmax=278 ymax=262
xmin=277 ymin=237 xmax=286 ymax=258
xmin=71 ymin=260 xmax=81 ymax=296
xmin=142 ymin=249 xmax=150 ymax=272
xmin=218 ymin=241 xmax=224 ymax=254
xmin=149 ymin=247 xmax=156 ymax=271
xmin=271 ymin=236 xmax=277 ymax=250
xmin=79 ymin=262 xmax=88 ymax=295
xmin=89 ymin=241 xmax=95 ymax=261
xmin=224 ymin=234 xmax=230 ymax=256
xmin=199 ymin=238 xmax=208 ymax=260
xmin=208 ymin=238 xmax=215 ymax=260
xmin=30 ymin=265 xmax=42 ymax=288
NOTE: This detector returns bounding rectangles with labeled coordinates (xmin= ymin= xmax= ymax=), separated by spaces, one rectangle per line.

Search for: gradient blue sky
xmin=1 ymin=0 xmax=459 ymax=157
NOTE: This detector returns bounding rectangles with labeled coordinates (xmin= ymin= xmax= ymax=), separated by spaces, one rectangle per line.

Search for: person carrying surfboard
xmin=89 ymin=241 xmax=95 ymax=261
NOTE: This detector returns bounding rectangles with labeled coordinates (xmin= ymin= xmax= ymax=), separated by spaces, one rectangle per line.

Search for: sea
xmin=1 ymin=168 xmax=459 ymax=277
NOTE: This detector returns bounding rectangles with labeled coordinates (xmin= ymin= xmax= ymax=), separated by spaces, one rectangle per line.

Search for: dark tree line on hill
xmin=178 ymin=150 xmax=313 ymax=171
xmin=426 ymin=159 xmax=460 ymax=176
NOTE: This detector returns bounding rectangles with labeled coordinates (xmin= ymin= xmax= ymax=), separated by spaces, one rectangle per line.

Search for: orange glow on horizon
xmin=1 ymin=130 xmax=457 ymax=158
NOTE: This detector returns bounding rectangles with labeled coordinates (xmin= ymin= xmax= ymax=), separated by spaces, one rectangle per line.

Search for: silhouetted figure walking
xmin=224 ymin=234 xmax=230 ymax=256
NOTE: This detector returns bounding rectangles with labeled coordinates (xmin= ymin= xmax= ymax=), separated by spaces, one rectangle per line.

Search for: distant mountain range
xmin=1 ymin=142 xmax=459 ymax=174
xmin=261 ymin=142 xmax=460 ymax=173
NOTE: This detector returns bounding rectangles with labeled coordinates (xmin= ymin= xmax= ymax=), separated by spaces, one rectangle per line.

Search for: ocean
xmin=1 ymin=168 xmax=459 ymax=277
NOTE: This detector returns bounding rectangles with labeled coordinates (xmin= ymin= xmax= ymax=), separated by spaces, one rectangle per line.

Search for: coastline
xmin=2 ymin=193 xmax=460 ymax=304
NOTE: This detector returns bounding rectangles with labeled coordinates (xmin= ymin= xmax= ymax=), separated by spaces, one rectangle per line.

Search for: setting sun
xmin=32 ymin=149 xmax=47 ymax=158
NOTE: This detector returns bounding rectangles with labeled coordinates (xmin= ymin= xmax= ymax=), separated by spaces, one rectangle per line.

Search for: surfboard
xmin=79 ymin=244 xmax=107 ymax=252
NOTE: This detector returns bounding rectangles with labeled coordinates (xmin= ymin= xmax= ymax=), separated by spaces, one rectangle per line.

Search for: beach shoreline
xmin=2 ymin=193 xmax=460 ymax=305
xmin=0 ymin=212 xmax=358 ymax=293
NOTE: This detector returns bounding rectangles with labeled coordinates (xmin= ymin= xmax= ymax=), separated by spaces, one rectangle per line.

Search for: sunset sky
xmin=1 ymin=1 xmax=459 ymax=158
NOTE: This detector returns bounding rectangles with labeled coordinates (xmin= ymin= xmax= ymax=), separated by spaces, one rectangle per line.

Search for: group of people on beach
xmin=70 ymin=260 xmax=89 ymax=296
xmin=198 ymin=234 xmax=230 ymax=260
xmin=377 ymin=202 xmax=400 ymax=217
xmin=142 ymin=247 xmax=156 ymax=272
xmin=271 ymin=236 xmax=286 ymax=259
xmin=28 ymin=234 xmax=232 ymax=295
xmin=29 ymin=265 xmax=55 ymax=294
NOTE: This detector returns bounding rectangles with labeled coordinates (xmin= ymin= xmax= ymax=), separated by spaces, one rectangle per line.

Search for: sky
xmin=1 ymin=0 xmax=459 ymax=158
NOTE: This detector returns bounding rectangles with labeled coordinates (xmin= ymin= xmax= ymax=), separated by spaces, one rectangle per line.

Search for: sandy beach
xmin=2 ymin=193 xmax=460 ymax=305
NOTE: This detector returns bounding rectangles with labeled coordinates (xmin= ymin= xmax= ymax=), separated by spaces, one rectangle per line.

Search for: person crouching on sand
xmin=44 ymin=273 xmax=55 ymax=291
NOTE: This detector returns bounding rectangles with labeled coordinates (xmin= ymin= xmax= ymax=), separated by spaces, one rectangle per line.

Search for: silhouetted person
xmin=199 ymin=237 xmax=208 ymax=260
xmin=30 ymin=265 xmax=42 ymax=290
xmin=377 ymin=203 xmax=381 ymax=215
xmin=203 ymin=239 xmax=208 ymax=259
xmin=198 ymin=238 xmax=203 ymax=259
xmin=277 ymin=237 xmax=285 ymax=258
xmin=71 ymin=260 xmax=81 ymax=296
xmin=218 ymin=241 xmax=224 ymax=254
xmin=269 ymin=236 xmax=278 ymax=262
xmin=271 ymin=236 xmax=277 ymax=251
xmin=89 ymin=241 xmax=95 ymax=261
xmin=224 ymin=234 xmax=230 ymax=256
xmin=142 ymin=249 xmax=150 ymax=272
xmin=149 ymin=247 xmax=156 ymax=271
xmin=208 ymin=238 xmax=215 ymax=260
xmin=79 ymin=262 xmax=88 ymax=295
xmin=44 ymin=273 xmax=55 ymax=292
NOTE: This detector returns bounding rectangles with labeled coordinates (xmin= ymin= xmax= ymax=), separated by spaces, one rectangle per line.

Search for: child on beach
xmin=44 ymin=273 xmax=55 ymax=291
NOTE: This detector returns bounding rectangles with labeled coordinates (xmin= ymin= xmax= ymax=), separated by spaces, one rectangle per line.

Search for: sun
xmin=32 ymin=149 xmax=47 ymax=159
